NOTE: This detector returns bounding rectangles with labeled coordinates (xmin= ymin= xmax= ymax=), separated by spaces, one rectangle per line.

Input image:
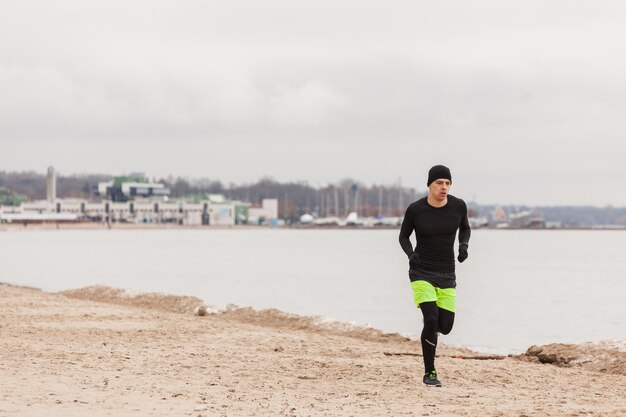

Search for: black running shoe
xmin=423 ymin=370 xmax=442 ymax=387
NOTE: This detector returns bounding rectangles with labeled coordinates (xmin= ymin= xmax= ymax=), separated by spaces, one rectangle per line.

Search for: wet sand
xmin=1 ymin=283 xmax=624 ymax=416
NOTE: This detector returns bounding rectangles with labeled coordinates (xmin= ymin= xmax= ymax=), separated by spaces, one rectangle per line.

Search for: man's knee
xmin=438 ymin=323 xmax=453 ymax=335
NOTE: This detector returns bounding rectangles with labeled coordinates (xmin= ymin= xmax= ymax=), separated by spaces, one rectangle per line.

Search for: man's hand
xmin=409 ymin=252 xmax=420 ymax=269
xmin=457 ymin=243 xmax=469 ymax=263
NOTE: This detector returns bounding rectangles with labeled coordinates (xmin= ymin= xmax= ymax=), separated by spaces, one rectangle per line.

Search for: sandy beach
xmin=1 ymin=283 xmax=624 ymax=417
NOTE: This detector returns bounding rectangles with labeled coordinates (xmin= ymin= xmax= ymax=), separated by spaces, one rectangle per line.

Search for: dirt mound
xmin=518 ymin=341 xmax=626 ymax=376
xmin=219 ymin=305 xmax=410 ymax=344
xmin=60 ymin=285 xmax=206 ymax=315
xmin=0 ymin=281 xmax=41 ymax=291
xmin=59 ymin=285 xmax=409 ymax=344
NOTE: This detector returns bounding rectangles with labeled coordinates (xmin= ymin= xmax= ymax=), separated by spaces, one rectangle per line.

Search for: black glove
xmin=457 ymin=243 xmax=469 ymax=263
xmin=409 ymin=252 xmax=420 ymax=269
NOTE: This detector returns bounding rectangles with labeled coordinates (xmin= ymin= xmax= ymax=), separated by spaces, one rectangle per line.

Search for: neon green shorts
xmin=410 ymin=280 xmax=456 ymax=313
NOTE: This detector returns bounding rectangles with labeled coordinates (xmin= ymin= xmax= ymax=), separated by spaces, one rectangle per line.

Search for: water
xmin=1 ymin=228 xmax=624 ymax=354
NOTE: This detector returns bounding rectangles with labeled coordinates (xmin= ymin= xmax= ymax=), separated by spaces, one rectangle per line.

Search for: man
xmin=399 ymin=164 xmax=471 ymax=387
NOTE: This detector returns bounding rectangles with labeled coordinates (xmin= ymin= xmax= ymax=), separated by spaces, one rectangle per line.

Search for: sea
xmin=1 ymin=228 xmax=624 ymax=354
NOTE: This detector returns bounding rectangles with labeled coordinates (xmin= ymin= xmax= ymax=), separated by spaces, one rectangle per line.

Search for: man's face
xmin=428 ymin=179 xmax=451 ymax=201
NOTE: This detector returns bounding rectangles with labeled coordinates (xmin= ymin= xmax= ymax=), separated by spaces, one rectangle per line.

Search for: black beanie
xmin=427 ymin=165 xmax=452 ymax=186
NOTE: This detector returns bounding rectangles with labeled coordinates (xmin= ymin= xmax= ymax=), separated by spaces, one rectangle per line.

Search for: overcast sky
xmin=1 ymin=1 xmax=625 ymax=206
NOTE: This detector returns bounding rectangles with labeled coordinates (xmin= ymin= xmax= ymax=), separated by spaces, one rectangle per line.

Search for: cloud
xmin=1 ymin=0 xmax=625 ymax=205
xmin=267 ymin=81 xmax=348 ymax=128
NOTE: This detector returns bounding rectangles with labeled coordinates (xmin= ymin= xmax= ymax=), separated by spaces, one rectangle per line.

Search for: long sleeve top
xmin=399 ymin=195 xmax=471 ymax=280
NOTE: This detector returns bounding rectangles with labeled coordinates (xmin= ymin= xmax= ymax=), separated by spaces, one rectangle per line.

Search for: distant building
xmin=248 ymin=199 xmax=279 ymax=225
xmin=0 ymin=200 xmax=78 ymax=223
xmin=1 ymin=195 xmax=263 ymax=227
xmin=0 ymin=169 xmax=282 ymax=227
xmin=508 ymin=211 xmax=545 ymax=229
xmin=97 ymin=176 xmax=170 ymax=202
xmin=490 ymin=206 xmax=508 ymax=225
xmin=468 ymin=216 xmax=489 ymax=228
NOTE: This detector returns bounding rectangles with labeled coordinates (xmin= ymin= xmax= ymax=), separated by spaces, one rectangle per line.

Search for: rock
xmin=194 ymin=305 xmax=208 ymax=316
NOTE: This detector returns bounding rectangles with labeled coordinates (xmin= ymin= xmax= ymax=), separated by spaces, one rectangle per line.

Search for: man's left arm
xmin=457 ymin=202 xmax=471 ymax=263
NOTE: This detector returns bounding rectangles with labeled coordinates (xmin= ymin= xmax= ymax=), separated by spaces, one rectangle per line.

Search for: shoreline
xmin=1 ymin=223 xmax=625 ymax=231
xmin=1 ymin=282 xmax=624 ymax=416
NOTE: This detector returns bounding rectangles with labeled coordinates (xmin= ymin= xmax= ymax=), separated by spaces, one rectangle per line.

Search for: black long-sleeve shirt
xmin=399 ymin=195 xmax=471 ymax=286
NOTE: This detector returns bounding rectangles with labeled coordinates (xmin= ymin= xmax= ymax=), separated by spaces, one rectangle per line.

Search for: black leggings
xmin=419 ymin=301 xmax=455 ymax=373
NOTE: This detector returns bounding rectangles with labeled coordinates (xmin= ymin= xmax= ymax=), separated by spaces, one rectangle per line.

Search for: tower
xmin=47 ymin=166 xmax=56 ymax=202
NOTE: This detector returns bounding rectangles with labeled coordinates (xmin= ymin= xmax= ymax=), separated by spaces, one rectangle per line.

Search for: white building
xmin=97 ymin=179 xmax=169 ymax=202
xmin=248 ymin=199 xmax=279 ymax=225
xmin=0 ymin=198 xmax=255 ymax=226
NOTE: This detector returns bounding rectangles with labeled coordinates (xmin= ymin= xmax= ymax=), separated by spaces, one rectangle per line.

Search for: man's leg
xmin=419 ymin=301 xmax=439 ymax=373
xmin=434 ymin=286 xmax=456 ymax=335
xmin=437 ymin=308 xmax=455 ymax=335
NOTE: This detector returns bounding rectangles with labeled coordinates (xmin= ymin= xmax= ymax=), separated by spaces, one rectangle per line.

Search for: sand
xmin=1 ymin=283 xmax=624 ymax=417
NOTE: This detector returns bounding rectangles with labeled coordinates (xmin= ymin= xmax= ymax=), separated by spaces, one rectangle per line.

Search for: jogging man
xmin=399 ymin=164 xmax=471 ymax=387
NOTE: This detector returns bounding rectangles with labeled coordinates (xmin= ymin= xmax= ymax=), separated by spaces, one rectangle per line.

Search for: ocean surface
xmin=1 ymin=228 xmax=624 ymax=354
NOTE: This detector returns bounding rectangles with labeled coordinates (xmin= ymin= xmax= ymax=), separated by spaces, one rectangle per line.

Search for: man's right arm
xmin=399 ymin=206 xmax=415 ymax=258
